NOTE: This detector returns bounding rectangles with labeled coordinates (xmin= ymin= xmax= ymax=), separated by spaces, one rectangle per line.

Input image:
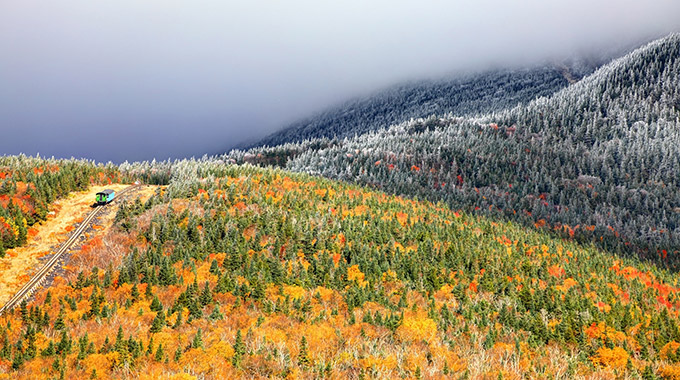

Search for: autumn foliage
xmin=0 ymin=156 xmax=120 ymax=256
xmin=1 ymin=164 xmax=680 ymax=378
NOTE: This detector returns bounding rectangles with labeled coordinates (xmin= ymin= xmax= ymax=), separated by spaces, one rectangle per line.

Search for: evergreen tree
xmin=173 ymin=309 xmax=183 ymax=329
xmin=232 ymin=330 xmax=246 ymax=368
xmin=150 ymin=310 xmax=166 ymax=334
xmin=297 ymin=336 xmax=310 ymax=368
xmin=192 ymin=328 xmax=203 ymax=349
xmin=154 ymin=344 xmax=164 ymax=361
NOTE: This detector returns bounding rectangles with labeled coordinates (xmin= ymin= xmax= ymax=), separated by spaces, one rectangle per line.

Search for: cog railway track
xmin=0 ymin=184 xmax=139 ymax=316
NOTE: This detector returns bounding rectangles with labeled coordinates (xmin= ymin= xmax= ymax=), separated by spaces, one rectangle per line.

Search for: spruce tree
xmin=131 ymin=284 xmax=140 ymax=301
xmin=12 ymin=350 xmax=24 ymax=370
xmin=150 ymin=310 xmax=166 ymax=334
xmin=192 ymin=328 xmax=203 ymax=349
xmin=232 ymin=330 xmax=246 ymax=368
xmin=199 ymin=282 xmax=213 ymax=306
xmin=297 ymin=336 xmax=310 ymax=368
xmin=173 ymin=309 xmax=183 ymax=329
xmin=154 ymin=344 xmax=164 ymax=361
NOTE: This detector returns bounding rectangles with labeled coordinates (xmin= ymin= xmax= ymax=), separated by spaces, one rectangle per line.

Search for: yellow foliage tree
xmin=590 ymin=347 xmax=629 ymax=368
xmin=347 ymin=265 xmax=368 ymax=288
xmin=396 ymin=316 xmax=438 ymax=343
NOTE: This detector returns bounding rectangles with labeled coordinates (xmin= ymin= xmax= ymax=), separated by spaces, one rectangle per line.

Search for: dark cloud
xmin=1 ymin=0 xmax=679 ymax=163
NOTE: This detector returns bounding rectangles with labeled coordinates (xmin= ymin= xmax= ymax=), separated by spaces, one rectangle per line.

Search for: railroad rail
xmin=0 ymin=184 xmax=140 ymax=316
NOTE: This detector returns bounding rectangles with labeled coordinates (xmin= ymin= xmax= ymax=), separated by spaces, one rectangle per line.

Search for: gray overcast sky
xmin=1 ymin=1 xmax=679 ymax=163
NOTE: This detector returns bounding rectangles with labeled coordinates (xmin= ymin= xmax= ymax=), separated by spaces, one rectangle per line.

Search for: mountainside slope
xmin=244 ymin=63 xmax=594 ymax=149
xmin=3 ymin=161 xmax=680 ymax=378
xmin=229 ymin=33 xmax=680 ymax=265
xmin=0 ymin=156 xmax=120 ymax=257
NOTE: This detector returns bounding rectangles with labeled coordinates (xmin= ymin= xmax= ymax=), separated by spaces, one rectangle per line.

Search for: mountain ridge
xmin=238 ymin=37 xmax=652 ymax=152
xmin=228 ymin=33 xmax=680 ymax=265
xmin=240 ymin=64 xmax=581 ymax=150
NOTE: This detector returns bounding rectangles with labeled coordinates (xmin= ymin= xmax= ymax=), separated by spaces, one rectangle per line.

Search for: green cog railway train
xmin=95 ymin=189 xmax=115 ymax=205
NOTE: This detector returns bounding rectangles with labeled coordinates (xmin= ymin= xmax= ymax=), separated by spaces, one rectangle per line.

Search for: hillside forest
xmin=0 ymin=159 xmax=679 ymax=378
xmin=230 ymin=34 xmax=680 ymax=269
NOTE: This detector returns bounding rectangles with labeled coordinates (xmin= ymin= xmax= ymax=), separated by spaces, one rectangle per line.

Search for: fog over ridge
xmin=1 ymin=0 xmax=679 ymax=163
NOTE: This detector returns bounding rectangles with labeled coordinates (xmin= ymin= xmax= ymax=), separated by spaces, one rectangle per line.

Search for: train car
xmin=95 ymin=189 xmax=115 ymax=205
